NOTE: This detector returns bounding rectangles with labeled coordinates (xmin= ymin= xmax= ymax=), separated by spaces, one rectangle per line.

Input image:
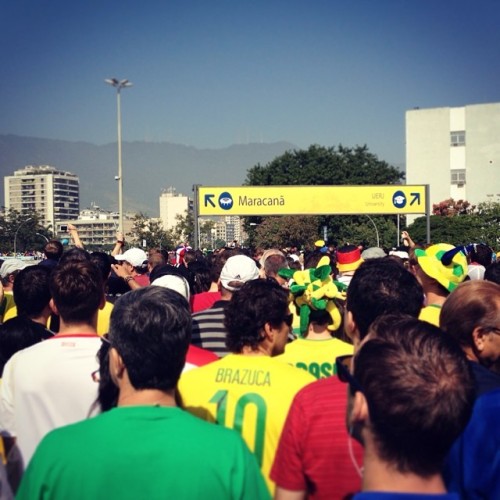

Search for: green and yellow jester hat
xmin=278 ymin=255 xmax=347 ymax=337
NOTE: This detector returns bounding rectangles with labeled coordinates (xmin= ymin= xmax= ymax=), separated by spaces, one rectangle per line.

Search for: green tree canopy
xmin=408 ymin=201 xmax=500 ymax=248
xmin=0 ymin=209 xmax=52 ymax=254
xmin=128 ymin=213 xmax=174 ymax=250
xmin=245 ymin=144 xmax=404 ymax=187
xmin=251 ymin=215 xmax=321 ymax=249
xmin=244 ymin=144 xmax=404 ymax=249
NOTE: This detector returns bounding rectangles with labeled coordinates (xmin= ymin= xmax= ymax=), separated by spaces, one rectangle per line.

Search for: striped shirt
xmin=191 ymin=300 xmax=230 ymax=357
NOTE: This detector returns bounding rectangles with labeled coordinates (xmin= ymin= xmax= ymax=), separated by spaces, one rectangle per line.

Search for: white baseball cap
xmin=114 ymin=248 xmax=148 ymax=268
xmin=220 ymin=255 xmax=260 ymax=292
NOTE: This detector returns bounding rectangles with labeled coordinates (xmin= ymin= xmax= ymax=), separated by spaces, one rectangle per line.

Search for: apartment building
xmin=4 ymin=165 xmax=79 ymax=230
xmin=406 ymin=103 xmax=500 ymax=208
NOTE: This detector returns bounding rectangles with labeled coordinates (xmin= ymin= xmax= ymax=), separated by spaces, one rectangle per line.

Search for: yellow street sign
xmin=197 ymin=185 xmax=428 ymax=216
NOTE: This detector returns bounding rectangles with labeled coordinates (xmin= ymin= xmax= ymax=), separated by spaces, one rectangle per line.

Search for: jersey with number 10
xmin=178 ymin=354 xmax=315 ymax=495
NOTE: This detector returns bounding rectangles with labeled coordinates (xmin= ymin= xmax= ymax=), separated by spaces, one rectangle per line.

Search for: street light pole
xmin=105 ymin=78 xmax=133 ymax=234
xmin=365 ymin=215 xmax=380 ymax=248
xmin=14 ymin=217 xmax=33 ymax=255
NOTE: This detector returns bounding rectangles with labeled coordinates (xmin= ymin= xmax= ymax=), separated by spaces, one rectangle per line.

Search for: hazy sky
xmin=1 ymin=0 xmax=499 ymax=167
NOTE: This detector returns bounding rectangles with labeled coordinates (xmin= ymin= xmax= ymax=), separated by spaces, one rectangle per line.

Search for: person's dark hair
xmin=346 ymin=258 xmax=423 ymax=340
xmin=148 ymin=252 xmax=166 ymax=271
xmin=50 ymin=260 xmax=103 ymax=324
xmin=183 ymin=250 xmax=197 ymax=266
xmin=43 ymin=240 xmax=64 ymax=261
xmin=484 ymin=261 xmax=500 ymax=285
xmin=440 ymin=280 xmax=500 ymax=351
xmin=0 ymin=317 xmax=53 ymax=376
xmin=58 ymin=247 xmax=91 ymax=266
xmin=224 ymin=279 xmax=290 ymax=353
xmin=13 ymin=265 xmax=51 ymax=318
xmin=209 ymin=248 xmax=239 ymax=284
xmin=469 ymin=243 xmax=493 ymax=268
xmin=95 ymin=339 xmax=118 ymax=412
xmin=90 ymin=252 xmax=112 ymax=283
xmin=108 ymin=287 xmax=191 ymax=392
xmin=264 ymin=254 xmax=288 ymax=278
xmin=149 ymin=263 xmax=189 ymax=284
xmin=304 ymin=251 xmax=336 ymax=271
xmin=187 ymin=260 xmax=211 ymax=294
xmin=355 ymin=314 xmax=474 ymax=476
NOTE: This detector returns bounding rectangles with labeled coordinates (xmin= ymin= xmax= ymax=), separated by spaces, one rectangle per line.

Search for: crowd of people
xmin=0 ymin=229 xmax=498 ymax=499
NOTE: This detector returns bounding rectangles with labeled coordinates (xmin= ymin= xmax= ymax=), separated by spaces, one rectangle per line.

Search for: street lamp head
xmin=105 ymin=78 xmax=133 ymax=90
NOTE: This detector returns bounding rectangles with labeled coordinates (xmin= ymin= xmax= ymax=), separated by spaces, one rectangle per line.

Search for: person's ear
xmin=109 ymin=347 xmax=126 ymax=384
xmin=345 ymin=310 xmax=360 ymax=347
xmin=262 ymin=322 xmax=275 ymax=343
xmin=49 ymin=298 xmax=59 ymax=316
xmin=351 ymin=391 xmax=369 ymax=426
xmin=472 ymin=326 xmax=487 ymax=353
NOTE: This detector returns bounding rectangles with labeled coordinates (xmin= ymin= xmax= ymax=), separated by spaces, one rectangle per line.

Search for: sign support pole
xmin=192 ymin=184 xmax=200 ymax=250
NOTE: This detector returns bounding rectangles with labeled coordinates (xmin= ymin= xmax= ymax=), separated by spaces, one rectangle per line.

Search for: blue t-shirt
xmin=354 ymin=493 xmax=459 ymax=500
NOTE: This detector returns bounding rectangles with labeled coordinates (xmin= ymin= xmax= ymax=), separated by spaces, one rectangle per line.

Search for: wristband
xmin=124 ymin=276 xmax=135 ymax=283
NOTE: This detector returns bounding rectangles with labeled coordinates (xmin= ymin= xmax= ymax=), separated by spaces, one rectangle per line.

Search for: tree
xmin=127 ymin=213 xmax=174 ymax=250
xmin=250 ymin=215 xmax=320 ymax=249
xmin=245 ymin=144 xmax=403 ymax=187
xmin=432 ymin=198 xmax=476 ymax=216
xmin=0 ymin=209 xmax=52 ymax=254
xmin=408 ymin=201 xmax=500 ymax=248
xmin=244 ymin=145 xmax=404 ymax=248
xmin=172 ymin=211 xmax=194 ymax=245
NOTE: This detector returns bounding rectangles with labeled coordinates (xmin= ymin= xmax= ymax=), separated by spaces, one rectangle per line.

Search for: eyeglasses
xmin=336 ymin=355 xmax=364 ymax=394
xmin=485 ymin=327 xmax=500 ymax=335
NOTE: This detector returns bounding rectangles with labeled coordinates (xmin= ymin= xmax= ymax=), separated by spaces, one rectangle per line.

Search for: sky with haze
xmin=1 ymin=0 xmax=499 ymax=169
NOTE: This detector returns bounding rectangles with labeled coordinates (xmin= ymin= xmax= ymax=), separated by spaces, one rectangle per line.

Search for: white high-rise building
xmin=159 ymin=187 xmax=191 ymax=231
xmin=4 ymin=165 xmax=79 ymax=230
xmin=406 ymin=103 xmax=500 ymax=209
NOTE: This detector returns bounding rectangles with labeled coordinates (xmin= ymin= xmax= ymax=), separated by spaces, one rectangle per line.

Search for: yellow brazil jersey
xmin=97 ymin=301 xmax=114 ymax=336
xmin=1 ymin=292 xmax=16 ymax=323
xmin=275 ymin=337 xmax=354 ymax=379
xmin=178 ymin=354 xmax=315 ymax=495
xmin=419 ymin=304 xmax=441 ymax=327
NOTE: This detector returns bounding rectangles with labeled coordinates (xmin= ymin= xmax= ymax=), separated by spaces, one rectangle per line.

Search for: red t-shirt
xmin=190 ymin=291 xmax=222 ymax=313
xmin=185 ymin=345 xmax=218 ymax=369
xmin=271 ymin=376 xmax=363 ymax=499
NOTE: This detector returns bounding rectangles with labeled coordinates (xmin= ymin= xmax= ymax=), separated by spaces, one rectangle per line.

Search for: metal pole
xmin=105 ymin=78 xmax=132 ymax=234
xmin=365 ymin=215 xmax=380 ymax=247
xmin=425 ymin=184 xmax=431 ymax=244
xmin=117 ymin=89 xmax=123 ymax=234
xmin=193 ymin=184 xmax=200 ymax=251
xmin=397 ymin=214 xmax=400 ymax=246
xmin=14 ymin=217 xmax=33 ymax=255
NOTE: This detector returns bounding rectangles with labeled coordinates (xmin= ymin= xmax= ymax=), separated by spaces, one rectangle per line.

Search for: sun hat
xmin=0 ymin=259 xmax=27 ymax=279
xmin=151 ymin=274 xmax=191 ymax=301
xmin=414 ymin=243 xmax=468 ymax=292
xmin=361 ymin=247 xmax=387 ymax=260
xmin=279 ymin=255 xmax=347 ymax=336
xmin=336 ymin=246 xmax=363 ymax=273
xmin=467 ymin=264 xmax=485 ymax=281
xmin=220 ymin=255 xmax=260 ymax=292
xmin=114 ymin=248 xmax=148 ymax=268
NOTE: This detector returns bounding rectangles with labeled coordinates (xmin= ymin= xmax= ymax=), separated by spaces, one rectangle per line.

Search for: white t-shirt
xmin=0 ymin=334 xmax=101 ymax=468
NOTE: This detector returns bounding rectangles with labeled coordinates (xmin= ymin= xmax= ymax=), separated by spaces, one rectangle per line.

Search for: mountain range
xmin=0 ymin=135 xmax=297 ymax=216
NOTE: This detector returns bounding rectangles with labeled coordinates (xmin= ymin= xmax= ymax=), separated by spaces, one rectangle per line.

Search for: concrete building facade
xmin=406 ymin=103 xmax=500 ymax=208
xmin=4 ymin=165 xmax=79 ymax=230
xmin=58 ymin=205 xmax=133 ymax=247
xmin=159 ymin=187 xmax=191 ymax=231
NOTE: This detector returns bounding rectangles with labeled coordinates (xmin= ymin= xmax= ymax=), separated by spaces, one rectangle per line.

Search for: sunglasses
xmin=336 ymin=355 xmax=364 ymax=394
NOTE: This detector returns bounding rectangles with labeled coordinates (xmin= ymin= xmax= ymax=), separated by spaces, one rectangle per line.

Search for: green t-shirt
xmin=18 ymin=406 xmax=270 ymax=500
